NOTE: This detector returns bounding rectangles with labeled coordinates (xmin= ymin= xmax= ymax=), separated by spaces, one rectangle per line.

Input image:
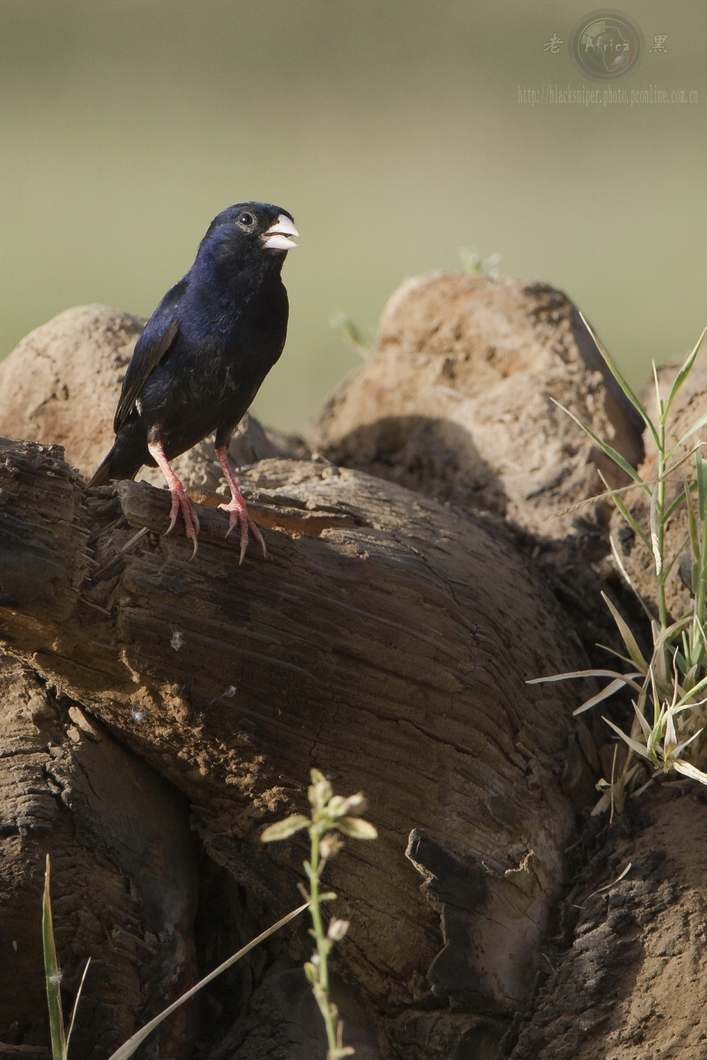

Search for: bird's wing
xmin=113 ymin=280 xmax=185 ymax=432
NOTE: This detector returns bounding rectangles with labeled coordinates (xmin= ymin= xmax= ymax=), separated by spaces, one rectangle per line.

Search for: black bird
xmin=90 ymin=202 xmax=298 ymax=559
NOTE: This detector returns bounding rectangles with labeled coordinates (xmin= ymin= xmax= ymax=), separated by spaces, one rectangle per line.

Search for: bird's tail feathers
xmin=88 ymin=451 xmax=115 ymax=488
xmin=88 ymin=447 xmax=144 ymax=487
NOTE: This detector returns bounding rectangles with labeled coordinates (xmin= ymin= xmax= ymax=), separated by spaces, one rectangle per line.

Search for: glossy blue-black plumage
xmin=90 ymin=202 xmax=293 ymax=486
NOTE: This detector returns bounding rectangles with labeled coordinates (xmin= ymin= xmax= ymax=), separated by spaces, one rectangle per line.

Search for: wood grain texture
xmin=0 ymin=438 xmax=590 ymax=1056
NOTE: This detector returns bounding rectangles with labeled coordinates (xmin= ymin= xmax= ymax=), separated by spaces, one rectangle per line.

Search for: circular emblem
xmin=570 ymin=9 xmax=644 ymax=82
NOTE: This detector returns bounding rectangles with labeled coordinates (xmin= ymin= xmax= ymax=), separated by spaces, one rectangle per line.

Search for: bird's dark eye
xmin=238 ymin=212 xmax=254 ymax=227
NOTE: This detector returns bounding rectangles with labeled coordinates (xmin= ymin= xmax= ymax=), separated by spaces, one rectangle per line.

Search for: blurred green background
xmin=1 ymin=0 xmax=705 ymax=433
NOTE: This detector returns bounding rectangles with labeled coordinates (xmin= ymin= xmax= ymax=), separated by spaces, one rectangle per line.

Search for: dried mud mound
xmin=312 ymin=272 xmax=644 ymax=543
xmin=506 ymin=789 xmax=707 ymax=1060
xmin=0 ymin=305 xmax=144 ymax=478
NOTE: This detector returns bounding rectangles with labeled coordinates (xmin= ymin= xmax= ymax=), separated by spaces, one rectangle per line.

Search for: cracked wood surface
xmin=0 ymin=437 xmax=588 ymax=1057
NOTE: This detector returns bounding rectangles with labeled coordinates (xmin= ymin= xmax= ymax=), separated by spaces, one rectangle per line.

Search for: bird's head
xmin=202 ymin=202 xmax=299 ymax=270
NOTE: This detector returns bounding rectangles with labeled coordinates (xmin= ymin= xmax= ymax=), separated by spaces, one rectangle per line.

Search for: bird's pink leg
xmin=147 ymin=440 xmax=200 ymax=557
xmin=215 ymin=446 xmax=266 ymax=563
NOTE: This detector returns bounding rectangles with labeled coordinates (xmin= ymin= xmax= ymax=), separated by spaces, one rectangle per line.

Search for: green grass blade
xmin=672 ymin=759 xmax=707 ymax=785
xmin=652 ymin=361 xmax=664 ymax=423
xmin=664 ymin=486 xmax=689 ymax=524
xmin=573 ymin=677 xmax=640 ymax=715
xmin=697 ymin=450 xmax=707 ymax=520
xmin=597 ymin=643 xmax=636 ymax=667
xmin=329 ymin=311 xmax=372 ymax=358
xmin=42 ymin=855 xmax=67 ymax=1060
xmin=106 ymin=902 xmax=310 ymax=1060
xmin=649 ymin=485 xmax=662 ymax=575
xmin=602 ymin=716 xmax=652 ymax=759
xmin=675 ymin=412 xmax=707 ymax=449
xmin=549 ymin=398 xmax=648 ymax=490
xmin=674 ymin=672 xmax=707 ymax=709
xmin=608 ymin=537 xmax=655 ymax=622
xmin=605 ymin=482 xmax=651 ymax=551
xmin=527 ymin=668 xmax=642 ymax=685
xmin=664 ymin=326 xmax=707 ymax=419
xmin=601 ymin=592 xmax=649 ymax=671
xmin=578 ymin=312 xmax=659 ymax=447
xmin=65 ymin=957 xmax=91 ymax=1057
xmin=633 ymin=701 xmax=652 ymax=739
xmin=652 ymin=615 xmax=691 ymax=655
xmin=663 ymin=535 xmax=689 ymax=582
xmin=673 ymin=727 xmax=703 ymax=757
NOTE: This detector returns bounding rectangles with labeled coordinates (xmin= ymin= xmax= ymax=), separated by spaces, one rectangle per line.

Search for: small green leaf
xmin=261 ymin=815 xmax=310 ymax=843
xmin=309 ymin=771 xmax=333 ymax=808
xmin=336 ymin=817 xmax=378 ymax=839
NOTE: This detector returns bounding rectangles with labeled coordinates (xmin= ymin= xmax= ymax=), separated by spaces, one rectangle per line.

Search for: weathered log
xmin=0 ymin=657 xmax=197 ymax=1058
xmin=0 ymin=436 xmax=590 ymax=1057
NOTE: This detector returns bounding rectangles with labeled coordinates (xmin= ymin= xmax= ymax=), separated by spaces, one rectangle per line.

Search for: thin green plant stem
xmin=65 ymin=958 xmax=91 ymax=1055
xmin=42 ymin=856 xmax=67 ymax=1060
xmin=262 ymin=770 xmax=377 ymax=1059
xmin=308 ymin=829 xmax=338 ymax=1053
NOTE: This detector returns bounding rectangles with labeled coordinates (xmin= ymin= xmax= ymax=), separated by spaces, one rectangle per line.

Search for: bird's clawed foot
xmin=165 ymin=484 xmax=200 ymax=557
xmin=215 ymin=443 xmax=266 ymax=562
xmin=148 ymin=440 xmax=201 ymax=557
xmin=219 ymin=495 xmax=266 ymax=564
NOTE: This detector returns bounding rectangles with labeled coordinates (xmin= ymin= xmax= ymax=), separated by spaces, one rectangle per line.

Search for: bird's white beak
xmin=262 ymin=214 xmax=299 ymax=250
